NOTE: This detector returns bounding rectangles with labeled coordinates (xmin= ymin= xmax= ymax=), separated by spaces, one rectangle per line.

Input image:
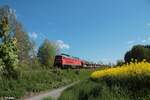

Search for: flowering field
xmin=59 ymin=61 xmax=150 ymax=100
xmin=91 ymin=61 xmax=150 ymax=79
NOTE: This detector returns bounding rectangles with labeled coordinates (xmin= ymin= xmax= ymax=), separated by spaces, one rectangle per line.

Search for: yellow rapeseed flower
xmin=91 ymin=61 xmax=150 ymax=79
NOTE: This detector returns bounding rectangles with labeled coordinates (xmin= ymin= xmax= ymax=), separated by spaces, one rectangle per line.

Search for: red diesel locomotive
xmin=54 ymin=54 xmax=84 ymax=68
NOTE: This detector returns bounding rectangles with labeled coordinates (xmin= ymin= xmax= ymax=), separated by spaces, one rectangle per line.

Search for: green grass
xmin=59 ymin=75 xmax=150 ymax=100
xmin=42 ymin=96 xmax=53 ymax=100
xmin=0 ymin=68 xmax=94 ymax=99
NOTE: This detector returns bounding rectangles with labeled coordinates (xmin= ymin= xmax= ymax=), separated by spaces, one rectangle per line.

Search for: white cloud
xmin=29 ymin=32 xmax=38 ymax=39
xmin=127 ymin=36 xmax=150 ymax=46
xmin=56 ymin=40 xmax=70 ymax=49
xmin=141 ymin=39 xmax=147 ymax=43
xmin=127 ymin=40 xmax=135 ymax=44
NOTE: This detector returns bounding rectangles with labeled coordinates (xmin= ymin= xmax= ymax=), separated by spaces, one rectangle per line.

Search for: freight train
xmin=54 ymin=53 xmax=101 ymax=68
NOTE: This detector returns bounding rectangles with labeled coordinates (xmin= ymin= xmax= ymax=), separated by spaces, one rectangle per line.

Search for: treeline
xmin=117 ymin=44 xmax=150 ymax=66
xmin=124 ymin=45 xmax=150 ymax=63
xmin=0 ymin=5 xmax=58 ymax=79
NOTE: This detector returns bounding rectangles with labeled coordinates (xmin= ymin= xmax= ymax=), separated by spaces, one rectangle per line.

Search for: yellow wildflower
xmin=91 ymin=61 xmax=150 ymax=79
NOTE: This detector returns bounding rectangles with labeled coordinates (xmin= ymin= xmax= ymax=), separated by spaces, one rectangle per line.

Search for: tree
xmin=116 ymin=59 xmax=124 ymax=66
xmin=0 ymin=5 xmax=17 ymax=34
xmin=37 ymin=39 xmax=58 ymax=68
xmin=0 ymin=16 xmax=18 ymax=79
xmin=0 ymin=5 xmax=34 ymax=64
xmin=131 ymin=45 xmax=147 ymax=61
xmin=124 ymin=45 xmax=150 ymax=63
xmin=124 ymin=51 xmax=132 ymax=63
xmin=14 ymin=22 xmax=33 ymax=64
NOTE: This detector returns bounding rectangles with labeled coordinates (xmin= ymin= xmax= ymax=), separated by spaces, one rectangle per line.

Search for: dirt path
xmin=24 ymin=82 xmax=77 ymax=100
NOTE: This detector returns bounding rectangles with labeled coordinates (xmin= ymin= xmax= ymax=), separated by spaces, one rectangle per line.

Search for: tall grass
xmin=59 ymin=79 xmax=131 ymax=100
xmin=42 ymin=96 xmax=53 ymax=100
xmin=59 ymin=61 xmax=150 ymax=100
xmin=0 ymin=68 xmax=93 ymax=99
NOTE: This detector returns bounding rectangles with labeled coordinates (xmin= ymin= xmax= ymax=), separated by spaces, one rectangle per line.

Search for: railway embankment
xmin=0 ymin=68 xmax=94 ymax=99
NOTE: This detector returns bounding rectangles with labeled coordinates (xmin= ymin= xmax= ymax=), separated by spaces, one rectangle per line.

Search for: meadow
xmin=59 ymin=61 xmax=150 ymax=100
xmin=0 ymin=68 xmax=93 ymax=99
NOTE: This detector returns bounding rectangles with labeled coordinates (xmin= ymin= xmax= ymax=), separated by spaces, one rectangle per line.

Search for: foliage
xmin=0 ymin=5 xmax=17 ymax=31
xmin=14 ymin=22 xmax=34 ymax=64
xmin=59 ymin=79 xmax=130 ymax=100
xmin=90 ymin=61 xmax=150 ymax=99
xmin=37 ymin=39 xmax=58 ymax=68
xmin=0 ymin=5 xmax=34 ymax=65
xmin=0 ymin=68 xmax=93 ymax=98
xmin=116 ymin=59 xmax=124 ymax=66
xmin=0 ymin=17 xmax=18 ymax=79
xmin=124 ymin=45 xmax=150 ymax=63
xmin=60 ymin=61 xmax=150 ymax=100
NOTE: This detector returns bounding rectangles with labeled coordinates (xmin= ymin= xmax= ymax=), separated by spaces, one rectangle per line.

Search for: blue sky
xmin=1 ymin=0 xmax=150 ymax=63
